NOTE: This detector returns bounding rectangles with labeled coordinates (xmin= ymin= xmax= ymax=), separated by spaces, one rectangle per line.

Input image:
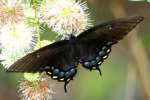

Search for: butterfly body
xmin=6 ymin=16 xmax=144 ymax=92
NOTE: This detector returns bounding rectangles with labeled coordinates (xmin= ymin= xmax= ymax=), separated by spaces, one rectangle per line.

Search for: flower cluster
xmin=0 ymin=0 xmax=24 ymax=25
xmin=19 ymin=73 xmax=55 ymax=100
xmin=0 ymin=22 xmax=36 ymax=68
xmin=40 ymin=0 xmax=92 ymax=39
xmin=0 ymin=0 xmax=36 ymax=69
xmin=0 ymin=0 xmax=92 ymax=99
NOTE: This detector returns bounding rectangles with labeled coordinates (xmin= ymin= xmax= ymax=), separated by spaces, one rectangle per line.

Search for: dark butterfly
xmin=7 ymin=16 xmax=144 ymax=92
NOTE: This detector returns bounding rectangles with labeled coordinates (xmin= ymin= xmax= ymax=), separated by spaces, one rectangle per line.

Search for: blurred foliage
xmin=74 ymin=58 xmax=127 ymax=100
xmin=21 ymin=0 xmax=43 ymax=7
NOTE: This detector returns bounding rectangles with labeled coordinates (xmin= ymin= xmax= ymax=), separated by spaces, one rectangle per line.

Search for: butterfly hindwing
xmin=7 ymin=40 xmax=78 ymax=92
xmin=75 ymin=39 xmax=113 ymax=75
xmin=76 ymin=16 xmax=144 ymax=72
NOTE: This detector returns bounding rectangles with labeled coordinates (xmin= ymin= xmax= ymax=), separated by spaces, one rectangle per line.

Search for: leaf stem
xmin=34 ymin=2 xmax=41 ymax=48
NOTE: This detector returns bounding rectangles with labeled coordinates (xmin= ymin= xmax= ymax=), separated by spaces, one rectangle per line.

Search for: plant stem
xmin=34 ymin=3 xmax=41 ymax=48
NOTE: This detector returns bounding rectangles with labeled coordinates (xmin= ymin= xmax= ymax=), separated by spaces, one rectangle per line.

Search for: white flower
xmin=0 ymin=47 xmax=24 ymax=68
xmin=0 ymin=22 xmax=36 ymax=68
xmin=18 ymin=73 xmax=55 ymax=100
xmin=24 ymin=7 xmax=35 ymax=18
xmin=40 ymin=0 xmax=93 ymax=38
xmin=0 ymin=0 xmax=24 ymax=25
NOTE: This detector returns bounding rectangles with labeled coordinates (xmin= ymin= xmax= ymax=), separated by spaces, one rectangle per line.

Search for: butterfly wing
xmin=6 ymin=16 xmax=144 ymax=92
xmin=6 ymin=40 xmax=66 ymax=72
xmin=7 ymin=40 xmax=78 ymax=92
xmin=77 ymin=16 xmax=144 ymax=41
xmin=7 ymin=40 xmax=77 ymax=73
xmin=76 ymin=16 xmax=144 ymax=74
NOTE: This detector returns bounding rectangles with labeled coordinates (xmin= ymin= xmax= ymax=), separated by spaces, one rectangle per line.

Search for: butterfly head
xmin=69 ymin=34 xmax=76 ymax=39
xmin=68 ymin=34 xmax=76 ymax=44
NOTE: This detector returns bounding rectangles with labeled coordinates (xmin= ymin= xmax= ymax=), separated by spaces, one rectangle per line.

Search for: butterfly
xmin=6 ymin=16 xmax=144 ymax=92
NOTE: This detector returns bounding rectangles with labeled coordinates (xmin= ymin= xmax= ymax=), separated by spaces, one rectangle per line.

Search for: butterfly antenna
xmin=96 ymin=67 xmax=102 ymax=76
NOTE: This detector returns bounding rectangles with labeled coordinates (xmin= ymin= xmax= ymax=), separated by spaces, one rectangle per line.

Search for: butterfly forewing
xmin=77 ymin=16 xmax=144 ymax=41
xmin=7 ymin=40 xmax=69 ymax=72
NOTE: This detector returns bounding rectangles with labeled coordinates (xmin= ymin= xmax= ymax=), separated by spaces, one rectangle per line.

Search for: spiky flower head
xmin=17 ymin=40 xmax=55 ymax=100
xmin=19 ymin=73 xmax=55 ymax=100
xmin=0 ymin=22 xmax=36 ymax=68
xmin=0 ymin=0 xmax=24 ymax=25
xmin=40 ymin=0 xmax=93 ymax=38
